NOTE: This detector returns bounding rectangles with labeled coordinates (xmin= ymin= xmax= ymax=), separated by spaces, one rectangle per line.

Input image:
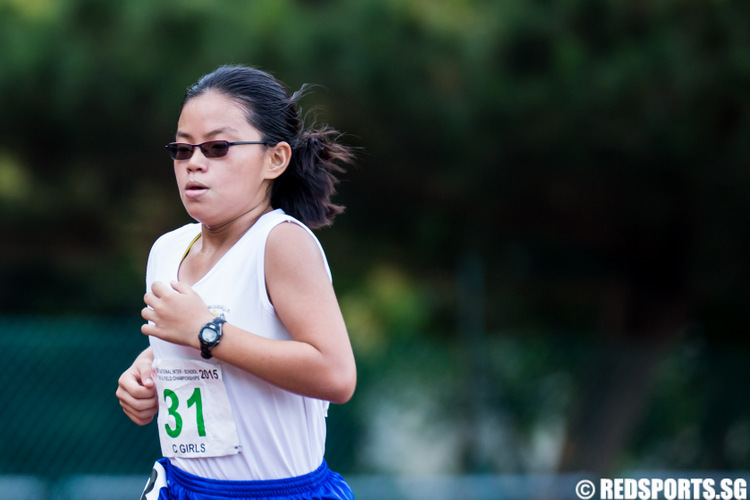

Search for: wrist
xmin=191 ymin=312 xmax=215 ymax=349
xmin=198 ymin=316 xmax=226 ymax=359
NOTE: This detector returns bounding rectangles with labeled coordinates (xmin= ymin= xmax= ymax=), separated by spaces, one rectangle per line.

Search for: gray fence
xmin=3 ymin=315 xmax=749 ymax=499
xmin=0 ymin=473 xmax=589 ymax=500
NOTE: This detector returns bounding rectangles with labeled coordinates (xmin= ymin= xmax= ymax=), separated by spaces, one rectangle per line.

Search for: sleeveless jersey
xmin=147 ymin=209 xmax=331 ymax=481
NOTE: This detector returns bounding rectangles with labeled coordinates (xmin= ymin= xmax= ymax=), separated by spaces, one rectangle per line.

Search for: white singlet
xmin=147 ymin=209 xmax=331 ymax=481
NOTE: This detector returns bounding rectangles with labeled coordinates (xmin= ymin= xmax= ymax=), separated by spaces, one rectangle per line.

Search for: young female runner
xmin=116 ymin=64 xmax=357 ymax=499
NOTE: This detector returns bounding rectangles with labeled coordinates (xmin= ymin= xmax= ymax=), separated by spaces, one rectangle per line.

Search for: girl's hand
xmin=116 ymin=348 xmax=158 ymax=425
xmin=141 ymin=281 xmax=213 ymax=349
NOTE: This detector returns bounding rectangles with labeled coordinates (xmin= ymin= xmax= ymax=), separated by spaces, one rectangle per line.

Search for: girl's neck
xmin=199 ymin=204 xmax=274 ymax=252
xmin=178 ymin=204 xmax=274 ymax=285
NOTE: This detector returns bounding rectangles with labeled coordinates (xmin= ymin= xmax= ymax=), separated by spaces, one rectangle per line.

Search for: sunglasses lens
xmin=201 ymin=141 xmax=230 ymax=158
xmin=168 ymin=143 xmax=194 ymax=160
xmin=166 ymin=141 xmax=233 ymax=160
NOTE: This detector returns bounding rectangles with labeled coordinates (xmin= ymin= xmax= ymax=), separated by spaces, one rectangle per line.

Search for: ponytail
xmin=270 ymin=126 xmax=354 ymax=229
xmin=183 ymin=65 xmax=356 ymax=228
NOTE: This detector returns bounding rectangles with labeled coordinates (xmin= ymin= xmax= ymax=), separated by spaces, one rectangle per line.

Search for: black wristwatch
xmin=199 ymin=316 xmax=226 ymax=359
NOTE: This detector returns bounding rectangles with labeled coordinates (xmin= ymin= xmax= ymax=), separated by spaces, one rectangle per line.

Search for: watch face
xmin=201 ymin=326 xmax=219 ymax=343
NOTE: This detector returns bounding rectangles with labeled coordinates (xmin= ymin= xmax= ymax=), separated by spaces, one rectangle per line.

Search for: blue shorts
xmin=141 ymin=458 xmax=354 ymax=500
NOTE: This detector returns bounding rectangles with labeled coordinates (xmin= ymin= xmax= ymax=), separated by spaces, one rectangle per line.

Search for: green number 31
xmin=163 ymin=388 xmax=206 ymax=438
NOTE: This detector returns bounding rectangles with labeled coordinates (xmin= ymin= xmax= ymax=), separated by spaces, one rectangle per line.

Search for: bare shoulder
xmin=266 ymin=221 xmax=326 ymax=274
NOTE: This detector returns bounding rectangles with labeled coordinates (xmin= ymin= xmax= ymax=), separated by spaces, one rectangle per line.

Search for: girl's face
xmin=173 ymin=92 xmax=286 ymax=229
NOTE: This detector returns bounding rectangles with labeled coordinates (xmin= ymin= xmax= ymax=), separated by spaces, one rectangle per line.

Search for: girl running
xmin=116 ymin=65 xmax=357 ymax=500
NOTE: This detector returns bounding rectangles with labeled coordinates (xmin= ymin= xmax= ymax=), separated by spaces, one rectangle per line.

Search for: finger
xmin=119 ymin=391 xmax=158 ymax=412
xmin=116 ymin=386 xmax=151 ymax=408
xmin=150 ymin=281 xmax=170 ymax=298
xmin=122 ymin=409 xmax=149 ymax=426
xmin=141 ymin=306 xmax=156 ymax=323
xmin=117 ymin=396 xmax=156 ymax=426
xmin=141 ymin=322 xmax=156 ymax=336
xmin=129 ymin=411 xmax=157 ymax=426
xmin=143 ymin=291 xmax=159 ymax=309
xmin=138 ymin=364 xmax=155 ymax=388
xmin=121 ymin=403 xmax=158 ymax=426
xmin=119 ymin=371 xmax=156 ymax=399
xmin=170 ymin=280 xmax=191 ymax=295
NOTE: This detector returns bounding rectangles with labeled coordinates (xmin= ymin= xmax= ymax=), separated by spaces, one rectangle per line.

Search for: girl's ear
xmin=265 ymin=141 xmax=291 ymax=180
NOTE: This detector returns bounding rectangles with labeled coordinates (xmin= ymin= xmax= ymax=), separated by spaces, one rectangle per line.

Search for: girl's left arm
xmin=219 ymin=222 xmax=356 ymax=403
xmin=142 ymin=222 xmax=356 ymax=404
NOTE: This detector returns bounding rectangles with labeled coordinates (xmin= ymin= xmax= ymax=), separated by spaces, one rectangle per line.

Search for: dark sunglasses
xmin=165 ymin=140 xmax=268 ymax=160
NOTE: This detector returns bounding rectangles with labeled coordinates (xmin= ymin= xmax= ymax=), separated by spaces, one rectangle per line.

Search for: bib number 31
xmin=153 ymin=359 xmax=241 ymax=458
xmin=163 ymin=387 xmax=205 ymax=438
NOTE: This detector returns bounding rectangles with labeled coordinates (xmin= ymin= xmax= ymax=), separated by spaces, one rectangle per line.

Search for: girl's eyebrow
xmin=175 ymin=127 xmax=240 ymax=141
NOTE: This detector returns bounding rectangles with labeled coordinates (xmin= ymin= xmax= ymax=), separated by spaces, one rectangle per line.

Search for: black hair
xmin=182 ymin=65 xmax=354 ymax=228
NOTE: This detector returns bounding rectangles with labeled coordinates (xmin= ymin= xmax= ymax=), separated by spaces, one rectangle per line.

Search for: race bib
xmin=152 ymin=358 xmax=241 ymax=458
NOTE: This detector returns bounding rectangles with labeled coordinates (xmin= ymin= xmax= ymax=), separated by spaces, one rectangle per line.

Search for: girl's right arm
xmin=116 ymin=347 xmax=158 ymax=425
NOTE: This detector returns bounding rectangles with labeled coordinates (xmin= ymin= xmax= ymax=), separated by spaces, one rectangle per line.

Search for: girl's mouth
xmin=185 ymin=182 xmax=208 ymax=198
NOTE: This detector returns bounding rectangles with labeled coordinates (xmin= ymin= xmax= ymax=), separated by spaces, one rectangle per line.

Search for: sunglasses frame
xmin=165 ymin=140 xmax=269 ymax=160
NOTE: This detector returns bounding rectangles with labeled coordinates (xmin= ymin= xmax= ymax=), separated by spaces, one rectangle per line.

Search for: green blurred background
xmin=2 ymin=0 xmax=750 ymax=498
